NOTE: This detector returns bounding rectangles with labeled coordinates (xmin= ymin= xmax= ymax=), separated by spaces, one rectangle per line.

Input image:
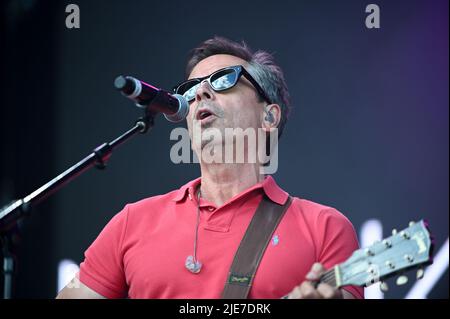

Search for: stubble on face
xmin=186 ymin=55 xmax=265 ymax=163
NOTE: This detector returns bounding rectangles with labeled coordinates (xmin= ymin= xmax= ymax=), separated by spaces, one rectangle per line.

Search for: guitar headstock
xmin=337 ymin=220 xmax=433 ymax=289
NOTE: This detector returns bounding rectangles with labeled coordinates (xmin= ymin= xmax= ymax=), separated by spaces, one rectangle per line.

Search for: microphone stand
xmin=0 ymin=110 xmax=156 ymax=299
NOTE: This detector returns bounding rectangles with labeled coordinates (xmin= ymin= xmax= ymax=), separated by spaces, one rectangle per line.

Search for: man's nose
xmin=195 ymin=80 xmax=215 ymax=102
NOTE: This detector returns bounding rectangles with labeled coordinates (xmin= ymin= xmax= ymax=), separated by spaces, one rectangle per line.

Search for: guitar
xmin=284 ymin=219 xmax=433 ymax=297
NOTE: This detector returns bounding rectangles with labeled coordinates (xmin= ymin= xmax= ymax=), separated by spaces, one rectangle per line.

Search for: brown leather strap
xmin=221 ymin=195 xmax=293 ymax=299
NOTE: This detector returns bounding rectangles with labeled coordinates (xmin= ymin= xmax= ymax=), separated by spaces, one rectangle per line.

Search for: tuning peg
xmin=383 ymin=239 xmax=392 ymax=248
xmin=417 ymin=268 xmax=425 ymax=280
xmin=409 ymin=221 xmax=416 ymax=227
xmin=380 ymin=281 xmax=389 ymax=292
xmin=400 ymin=231 xmax=410 ymax=239
xmin=396 ymin=275 xmax=409 ymax=286
xmin=392 ymin=228 xmax=398 ymax=235
xmin=364 ymin=248 xmax=375 ymax=256
xmin=404 ymin=254 xmax=414 ymax=263
xmin=385 ymin=260 xmax=395 ymax=269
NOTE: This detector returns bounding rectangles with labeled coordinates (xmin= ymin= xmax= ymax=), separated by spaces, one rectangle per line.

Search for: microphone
xmin=114 ymin=75 xmax=189 ymax=123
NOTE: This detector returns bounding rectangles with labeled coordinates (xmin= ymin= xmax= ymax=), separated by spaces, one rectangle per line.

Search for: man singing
xmin=57 ymin=36 xmax=363 ymax=299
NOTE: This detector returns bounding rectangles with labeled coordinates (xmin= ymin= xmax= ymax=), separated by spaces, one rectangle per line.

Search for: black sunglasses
xmin=173 ymin=65 xmax=272 ymax=104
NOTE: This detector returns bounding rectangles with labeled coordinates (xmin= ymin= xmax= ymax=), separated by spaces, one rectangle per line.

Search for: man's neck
xmin=199 ymin=163 xmax=265 ymax=207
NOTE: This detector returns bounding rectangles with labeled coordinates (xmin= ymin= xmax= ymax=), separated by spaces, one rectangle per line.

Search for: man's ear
xmin=262 ymin=104 xmax=281 ymax=131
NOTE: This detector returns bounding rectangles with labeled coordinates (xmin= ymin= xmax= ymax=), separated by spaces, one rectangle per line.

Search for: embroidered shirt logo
xmin=272 ymin=235 xmax=279 ymax=246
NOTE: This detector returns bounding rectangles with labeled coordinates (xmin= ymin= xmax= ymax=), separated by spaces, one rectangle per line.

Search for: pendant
xmin=185 ymin=255 xmax=202 ymax=274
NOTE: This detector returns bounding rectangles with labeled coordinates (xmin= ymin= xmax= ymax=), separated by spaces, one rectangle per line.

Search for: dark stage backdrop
xmin=1 ymin=0 xmax=448 ymax=298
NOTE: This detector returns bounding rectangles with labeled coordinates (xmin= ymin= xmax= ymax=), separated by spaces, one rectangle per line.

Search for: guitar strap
xmin=221 ymin=194 xmax=293 ymax=299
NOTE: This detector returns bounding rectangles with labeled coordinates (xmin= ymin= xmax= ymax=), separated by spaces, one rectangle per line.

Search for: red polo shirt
xmin=79 ymin=176 xmax=364 ymax=299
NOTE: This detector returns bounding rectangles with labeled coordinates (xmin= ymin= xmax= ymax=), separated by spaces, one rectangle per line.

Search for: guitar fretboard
xmin=319 ymin=268 xmax=337 ymax=287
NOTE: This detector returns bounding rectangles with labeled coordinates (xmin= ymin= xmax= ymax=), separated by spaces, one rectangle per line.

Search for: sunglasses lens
xmin=177 ymin=81 xmax=200 ymax=102
xmin=210 ymin=69 xmax=238 ymax=91
xmin=175 ymin=68 xmax=239 ymax=102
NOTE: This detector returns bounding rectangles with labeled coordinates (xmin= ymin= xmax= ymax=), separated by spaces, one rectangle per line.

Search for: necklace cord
xmin=193 ymin=188 xmax=201 ymax=262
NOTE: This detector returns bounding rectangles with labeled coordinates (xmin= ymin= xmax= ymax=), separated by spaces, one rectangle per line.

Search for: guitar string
xmin=321 ymin=269 xmax=334 ymax=279
xmin=320 ymin=270 xmax=336 ymax=286
xmin=321 ymin=273 xmax=335 ymax=283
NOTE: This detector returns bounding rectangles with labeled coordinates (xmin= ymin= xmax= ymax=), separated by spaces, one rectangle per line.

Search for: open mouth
xmin=196 ymin=110 xmax=214 ymax=121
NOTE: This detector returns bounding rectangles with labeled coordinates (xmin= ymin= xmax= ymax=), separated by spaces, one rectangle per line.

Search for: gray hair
xmin=185 ymin=36 xmax=291 ymax=138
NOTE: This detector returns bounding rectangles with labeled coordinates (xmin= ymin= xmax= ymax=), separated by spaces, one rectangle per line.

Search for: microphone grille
xmin=114 ymin=75 xmax=127 ymax=90
xmin=114 ymin=75 xmax=136 ymax=96
xmin=164 ymin=94 xmax=189 ymax=123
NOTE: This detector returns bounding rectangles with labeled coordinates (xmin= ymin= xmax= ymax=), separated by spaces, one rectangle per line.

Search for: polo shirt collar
xmin=172 ymin=177 xmax=202 ymax=202
xmin=261 ymin=175 xmax=289 ymax=205
xmin=172 ymin=175 xmax=288 ymax=205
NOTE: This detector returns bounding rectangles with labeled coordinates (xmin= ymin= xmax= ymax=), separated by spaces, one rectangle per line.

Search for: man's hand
xmin=285 ymin=263 xmax=354 ymax=299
